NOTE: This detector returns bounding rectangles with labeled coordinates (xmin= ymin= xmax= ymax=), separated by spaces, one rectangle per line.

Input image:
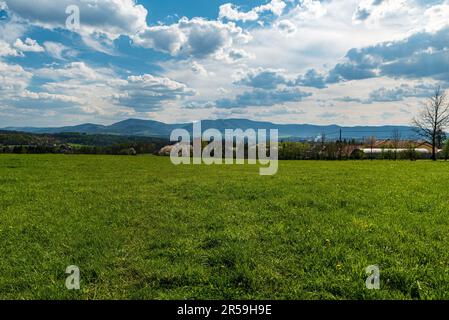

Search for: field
xmin=1 ymin=154 xmax=449 ymax=299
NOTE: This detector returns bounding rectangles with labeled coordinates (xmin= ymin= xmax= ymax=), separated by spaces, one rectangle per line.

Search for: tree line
xmin=0 ymin=131 xmax=168 ymax=155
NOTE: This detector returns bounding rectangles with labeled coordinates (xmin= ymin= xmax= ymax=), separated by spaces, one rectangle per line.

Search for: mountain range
xmin=4 ymin=119 xmax=418 ymax=141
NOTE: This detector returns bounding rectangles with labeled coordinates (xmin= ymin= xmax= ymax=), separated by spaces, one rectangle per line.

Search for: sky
xmin=1 ymin=0 xmax=449 ymax=127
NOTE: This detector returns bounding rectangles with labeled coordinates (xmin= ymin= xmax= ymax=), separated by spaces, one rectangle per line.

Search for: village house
xmin=358 ymin=139 xmax=441 ymax=158
xmin=365 ymin=140 xmax=435 ymax=153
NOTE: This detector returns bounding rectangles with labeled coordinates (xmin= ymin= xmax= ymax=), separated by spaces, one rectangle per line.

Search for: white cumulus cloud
xmin=276 ymin=19 xmax=297 ymax=35
xmin=43 ymin=42 xmax=76 ymax=60
xmin=219 ymin=0 xmax=286 ymax=22
xmin=0 ymin=61 xmax=32 ymax=95
xmin=3 ymin=0 xmax=148 ymax=40
xmin=0 ymin=40 xmax=19 ymax=57
xmin=115 ymin=74 xmax=196 ymax=112
xmin=134 ymin=17 xmax=251 ymax=60
xmin=14 ymin=38 xmax=44 ymax=53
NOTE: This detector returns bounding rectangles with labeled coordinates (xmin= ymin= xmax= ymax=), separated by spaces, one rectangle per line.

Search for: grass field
xmin=1 ymin=154 xmax=449 ymax=299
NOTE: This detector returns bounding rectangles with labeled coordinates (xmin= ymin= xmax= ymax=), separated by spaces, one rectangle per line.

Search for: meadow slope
xmin=1 ymin=154 xmax=449 ymax=299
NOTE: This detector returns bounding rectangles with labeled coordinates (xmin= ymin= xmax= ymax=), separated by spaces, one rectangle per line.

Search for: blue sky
xmin=0 ymin=0 xmax=449 ymax=127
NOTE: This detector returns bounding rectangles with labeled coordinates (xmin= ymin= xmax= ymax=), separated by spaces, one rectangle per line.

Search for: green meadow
xmin=1 ymin=154 xmax=449 ymax=299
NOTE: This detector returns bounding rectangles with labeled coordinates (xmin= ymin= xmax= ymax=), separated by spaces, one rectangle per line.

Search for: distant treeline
xmin=0 ymin=131 xmax=168 ymax=155
xmin=162 ymin=139 xmax=449 ymax=161
xmin=279 ymin=138 xmax=448 ymax=160
xmin=2 ymin=130 xmax=449 ymax=160
xmin=278 ymin=141 xmax=443 ymax=160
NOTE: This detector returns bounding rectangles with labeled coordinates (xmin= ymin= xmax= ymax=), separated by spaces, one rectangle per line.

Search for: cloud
xmin=216 ymin=87 xmax=311 ymax=108
xmin=191 ymin=61 xmax=208 ymax=76
xmin=336 ymin=83 xmax=437 ymax=104
xmin=115 ymin=74 xmax=196 ymax=112
xmin=325 ymin=25 xmax=449 ymax=83
xmin=237 ymin=67 xmax=327 ymax=89
xmin=43 ymin=42 xmax=76 ymax=60
xmin=381 ymin=48 xmax=449 ymax=79
xmin=287 ymin=0 xmax=327 ymax=20
xmin=327 ymin=61 xmax=378 ymax=83
xmin=0 ymin=61 xmax=32 ymax=95
xmin=133 ymin=25 xmax=185 ymax=56
xmin=30 ymin=62 xmax=198 ymax=115
xmin=352 ymin=0 xmax=410 ymax=25
xmin=35 ymin=62 xmax=113 ymax=82
xmin=183 ymin=101 xmax=215 ymax=109
xmin=0 ymin=18 xmax=27 ymax=43
xmin=227 ymin=48 xmax=253 ymax=61
xmin=367 ymin=83 xmax=436 ymax=102
xmin=134 ymin=17 xmax=251 ymax=60
xmin=0 ymin=39 xmax=19 ymax=56
xmin=0 ymin=61 xmax=119 ymax=114
xmin=23 ymin=62 xmax=198 ymax=115
xmin=249 ymin=0 xmax=286 ymax=17
xmin=424 ymin=3 xmax=449 ymax=32
xmin=236 ymin=68 xmax=292 ymax=89
xmin=19 ymin=90 xmax=82 ymax=104
xmin=218 ymin=0 xmax=286 ymax=22
xmin=296 ymin=69 xmax=327 ymax=89
xmin=335 ymin=96 xmax=364 ymax=103
xmin=0 ymin=60 xmax=82 ymax=110
xmin=353 ymin=0 xmax=386 ymax=22
xmin=318 ymin=112 xmax=340 ymax=119
xmin=218 ymin=3 xmax=259 ymax=22
xmin=13 ymin=38 xmax=44 ymax=52
xmin=276 ymin=19 xmax=297 ymax=35
xmin=3 ymin=0 xmax=148 ymax=40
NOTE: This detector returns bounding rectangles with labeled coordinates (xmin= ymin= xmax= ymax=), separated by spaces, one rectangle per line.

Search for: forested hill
xmin=4 ymin=118 xmax=418 ymax=140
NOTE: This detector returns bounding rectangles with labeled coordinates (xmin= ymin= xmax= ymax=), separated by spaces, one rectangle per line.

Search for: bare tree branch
xmin=412 ymin=86 xmax=449 ymax=160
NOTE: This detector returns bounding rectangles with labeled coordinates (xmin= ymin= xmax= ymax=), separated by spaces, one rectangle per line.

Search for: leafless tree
xmin=366 ymin=136 xmax=377 ymax=160
xmin=392 ymin=128 xmax=402 ymax=160
xmin=413 ymin=87 xmax=449 ymax=161
xmin=320 ymin=132 xmax=326 ymax=149
xmin=436 ymin=128 xmax=447 ymax=149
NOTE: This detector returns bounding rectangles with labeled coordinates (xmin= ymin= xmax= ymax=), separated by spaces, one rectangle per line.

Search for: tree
xmin=413 ymin=87 xmax=449 ymax=161
xmin=407 ymin=141 xmax=417 ymax=161
xmin=365 ymin=136 xmax=377 ymax=160
xmin=443 ymin=139 xmax=449 ymax=161
xmin=391 ymin=128 xmax=402 ymax=160
xmin=320 ymin=132 xmax=326 ymax=149
xmin=436 ymin=128 xmax=447 ymax=149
